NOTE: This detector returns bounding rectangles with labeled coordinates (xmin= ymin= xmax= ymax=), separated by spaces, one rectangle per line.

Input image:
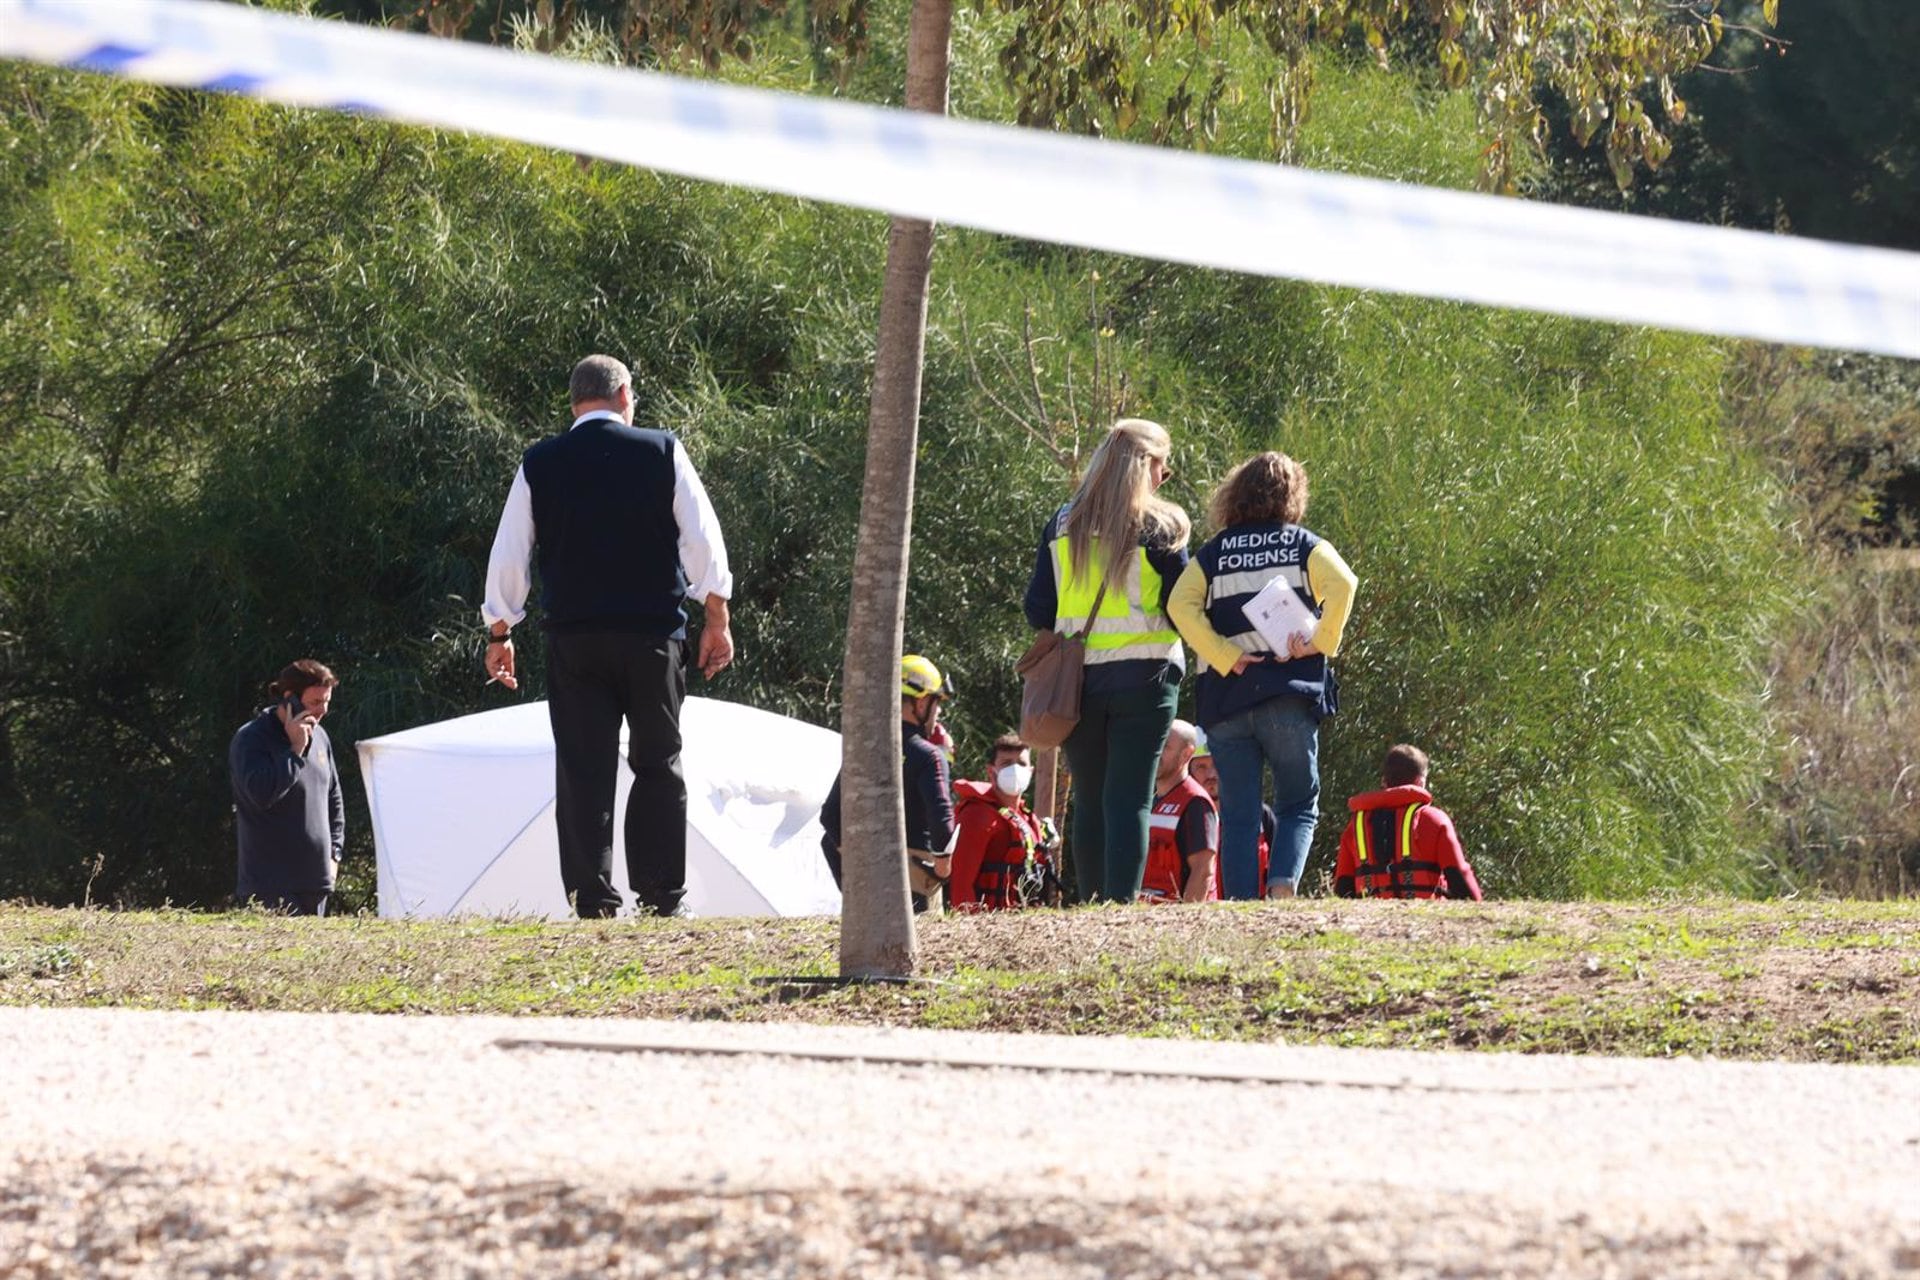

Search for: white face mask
xmin=995 ymin=762 xmax=1034 ymax=796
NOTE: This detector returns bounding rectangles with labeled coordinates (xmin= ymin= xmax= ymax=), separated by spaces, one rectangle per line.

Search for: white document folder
xmin=1241 ymin=575 xmax=1318 ymax=654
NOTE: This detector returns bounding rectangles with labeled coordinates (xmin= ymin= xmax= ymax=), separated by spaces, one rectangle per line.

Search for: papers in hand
xmin=1242 ymin=575 xmax=1317 ymax=655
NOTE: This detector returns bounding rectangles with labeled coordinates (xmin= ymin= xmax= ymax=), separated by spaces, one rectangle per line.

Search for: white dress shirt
xmin=481 ymin=409 xmax=733 ymax=630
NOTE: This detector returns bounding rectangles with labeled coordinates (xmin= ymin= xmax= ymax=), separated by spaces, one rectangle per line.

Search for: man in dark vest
xmin=482 ymin=354 xmax=735 ymax=918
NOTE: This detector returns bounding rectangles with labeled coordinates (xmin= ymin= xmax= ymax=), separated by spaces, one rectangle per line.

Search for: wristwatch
xmin=486 ymin=630 xmax=511 ymax=644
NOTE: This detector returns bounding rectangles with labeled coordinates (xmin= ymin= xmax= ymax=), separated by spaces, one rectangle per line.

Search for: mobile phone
xmin=283 ymin=693 xmax=309 ymax=720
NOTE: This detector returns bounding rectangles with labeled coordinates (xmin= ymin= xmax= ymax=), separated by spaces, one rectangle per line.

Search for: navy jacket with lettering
xmin=1193 ymin=521 xmax=1334 ymax=728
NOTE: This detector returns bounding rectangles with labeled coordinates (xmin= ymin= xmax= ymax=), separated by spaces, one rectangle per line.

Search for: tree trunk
xmin=837 ymin=0 xmax=953 ymax=980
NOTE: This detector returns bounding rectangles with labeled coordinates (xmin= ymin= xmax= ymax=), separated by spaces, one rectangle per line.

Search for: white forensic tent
xmin=357 ymin=697 xmax=843 ymax=918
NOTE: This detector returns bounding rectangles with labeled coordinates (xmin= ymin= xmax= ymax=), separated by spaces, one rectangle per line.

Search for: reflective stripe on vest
xmin=1352 ymin=802 xmax=1447 ymax=899
xmin=1052 ymin=536 xmax=1180 ymax=666
xmin=1206 ymin=564 xmax=1307 ymax=606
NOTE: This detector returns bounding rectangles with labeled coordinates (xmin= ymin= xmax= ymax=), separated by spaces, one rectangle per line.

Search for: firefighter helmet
xmin=900 ymin=655 xmax=949 ymax=700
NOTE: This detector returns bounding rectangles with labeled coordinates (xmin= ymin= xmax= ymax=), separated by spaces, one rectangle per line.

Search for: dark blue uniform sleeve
xmin=1023 ymin=509 xmax=1064 ymax=631
xmin=818 ymin=773 xmax=843 ymax=886
xmin=1145 ymin=539 xmax=1189 ymax=614
xmin=820 ymin=774 xmax=843 ymax=851
xmin=909 ymin=747 xmax=956 ymax=854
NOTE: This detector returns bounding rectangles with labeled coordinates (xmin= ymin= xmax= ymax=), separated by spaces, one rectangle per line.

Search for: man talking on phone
xmin=229 ymin=659 xmax=344 ymax=915
xmin=481 ymin=354 xmax=734 ymax=919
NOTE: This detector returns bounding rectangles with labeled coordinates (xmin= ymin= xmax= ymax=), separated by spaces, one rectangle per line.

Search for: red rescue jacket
xmin=1334 ymin=785 xmax=1482 ymax=900
xmin=1141 ymin=775 xmax=1218 ymax=903
xmin=950 ymin=780 xmax=1047 ymax=911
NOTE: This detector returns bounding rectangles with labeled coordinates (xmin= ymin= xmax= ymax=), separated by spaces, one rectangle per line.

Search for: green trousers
xmin=1062 ymin=678 xmax=1180 ymax=903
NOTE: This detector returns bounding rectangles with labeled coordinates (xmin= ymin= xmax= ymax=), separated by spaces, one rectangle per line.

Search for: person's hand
xmin=1230 ymin=652 xmax=1266 ymax=676
xmin=1286 ymin=632 xmax=1321 ymax=660
xmin=485 ymin=637 xmax=518 ymax=691
xmin=276 ymin=700 xmax=314 ymax=756
xmin=697 ymin=597 xmax=734 ymax=679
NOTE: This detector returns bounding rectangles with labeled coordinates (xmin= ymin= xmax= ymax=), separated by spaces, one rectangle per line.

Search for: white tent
xmin=357 ymin=697 xmax=843 ymax=918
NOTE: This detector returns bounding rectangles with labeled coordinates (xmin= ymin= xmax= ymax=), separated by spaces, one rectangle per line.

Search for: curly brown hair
xmin=1207 ymin=452 xmax=1308 ymax=530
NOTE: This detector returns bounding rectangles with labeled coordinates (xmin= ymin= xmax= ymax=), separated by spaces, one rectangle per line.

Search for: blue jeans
xmin=1208 ymin=695 xmax=1319 ymax=896
xmin=1062 ymin=677 xmax=1180 ymax=903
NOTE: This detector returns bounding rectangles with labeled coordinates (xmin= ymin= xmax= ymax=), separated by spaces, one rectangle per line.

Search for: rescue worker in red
xmin=1140 ymin=719 xmax=1220 ymax=903
xmin=1187 ymin=730 xmax=1273 ymax=893
xmin=1334 ymin=743 xmax=1482 ymax=900
xmin=949 ymin=733 xmax=1054 ymax=911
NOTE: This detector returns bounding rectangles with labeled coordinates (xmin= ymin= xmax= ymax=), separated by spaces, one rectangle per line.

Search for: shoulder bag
xmin=1015 ymin=577 xmax=1109 ymax=749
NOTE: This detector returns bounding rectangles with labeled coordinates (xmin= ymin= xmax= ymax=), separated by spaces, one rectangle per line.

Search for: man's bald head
xmin=1157 ymin=718 xmax=1198 ymax=785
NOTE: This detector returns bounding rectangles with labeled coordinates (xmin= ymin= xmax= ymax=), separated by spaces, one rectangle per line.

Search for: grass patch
xmin=1 ymin=900 xmax=1916 ymax=1064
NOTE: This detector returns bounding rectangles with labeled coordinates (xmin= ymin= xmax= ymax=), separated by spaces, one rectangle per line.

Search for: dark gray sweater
xmin=229 ymin=708 xmax=344 ymax=899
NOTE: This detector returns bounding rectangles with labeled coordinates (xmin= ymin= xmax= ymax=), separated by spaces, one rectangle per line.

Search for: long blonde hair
xmin=1064 ymin=418 xmax=1191 ymax=599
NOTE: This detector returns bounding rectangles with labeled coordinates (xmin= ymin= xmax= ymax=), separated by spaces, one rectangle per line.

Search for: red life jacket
xmin=952 ymin=780 xmax=1045 ymax=910
xmin=1142 ymin=776 xmax=1217 ymax=903
xmin=1349 ymin=801 xmax=1446 ymax=898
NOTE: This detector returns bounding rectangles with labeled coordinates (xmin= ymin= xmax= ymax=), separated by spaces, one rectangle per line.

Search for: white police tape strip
xmin=2 ymin=0 xmax=1916 ymax=358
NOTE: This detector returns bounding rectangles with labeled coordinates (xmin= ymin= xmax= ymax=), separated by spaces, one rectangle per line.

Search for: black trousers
xmin=546 ymin=631 xmax=688 ymax=919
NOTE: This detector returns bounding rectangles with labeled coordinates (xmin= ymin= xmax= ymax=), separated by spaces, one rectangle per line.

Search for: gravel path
xmin=2 ymin=1007 xmax=1916 ymax=1277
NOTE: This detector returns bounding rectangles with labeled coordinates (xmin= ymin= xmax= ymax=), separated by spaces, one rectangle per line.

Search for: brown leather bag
xmin=1016 ymin=578 xmax=1109 ymax=749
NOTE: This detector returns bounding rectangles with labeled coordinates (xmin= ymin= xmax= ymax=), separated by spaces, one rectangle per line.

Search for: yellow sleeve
xmin=1169 ymin=560 xmax=1244 ymax=677
xmin=1306 ymin=540 xmax=1357 ymax=658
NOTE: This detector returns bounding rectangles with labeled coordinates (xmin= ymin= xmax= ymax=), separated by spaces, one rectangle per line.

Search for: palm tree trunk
xmin=837 ymin=0 xmax=953 ymax=980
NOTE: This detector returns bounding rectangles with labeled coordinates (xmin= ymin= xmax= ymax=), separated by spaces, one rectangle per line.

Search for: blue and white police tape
xmin=1 ymin=0 xmax=1915 ymax=358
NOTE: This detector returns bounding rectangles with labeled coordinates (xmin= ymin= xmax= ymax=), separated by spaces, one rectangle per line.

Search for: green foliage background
xmin=0 ymin=38 xmax=1793 ymax=907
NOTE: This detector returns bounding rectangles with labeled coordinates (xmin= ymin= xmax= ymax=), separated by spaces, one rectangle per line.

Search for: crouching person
xmin=1335 ymin=744 xmax=1482 ymax=900
xmin=230 ymin=659 xmax=344 ymax=916
xmin=1140 ymin=720 xmax=1219 ymax=903
xmin=950 ymin=734 xmax=1057 ymax=911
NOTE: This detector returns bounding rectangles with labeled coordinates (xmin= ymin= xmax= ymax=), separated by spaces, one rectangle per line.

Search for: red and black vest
xmin=1349 ymin=802 xmax=1448 ymax=899
xmin=1142 ymin=776 xmax=1217 ymax=902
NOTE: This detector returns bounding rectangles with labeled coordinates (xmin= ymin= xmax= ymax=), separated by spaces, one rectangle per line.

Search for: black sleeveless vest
xmin=521 ymin=417 xmax=688 ymax=637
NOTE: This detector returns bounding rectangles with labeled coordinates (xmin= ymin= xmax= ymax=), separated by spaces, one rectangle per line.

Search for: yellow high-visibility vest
xmin=1051 ymin=535 xmax=1182 ymax=666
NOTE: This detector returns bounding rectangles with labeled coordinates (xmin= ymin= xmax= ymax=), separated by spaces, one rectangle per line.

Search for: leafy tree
xmin=1683 ymin=0 xmax=1917 ymax=251
xmin=1532 ymin=0 xmax=1916 ymax=255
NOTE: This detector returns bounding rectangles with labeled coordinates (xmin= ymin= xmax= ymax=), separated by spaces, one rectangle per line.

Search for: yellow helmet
xmin=900 ymin=655 xmax=949 ymax=700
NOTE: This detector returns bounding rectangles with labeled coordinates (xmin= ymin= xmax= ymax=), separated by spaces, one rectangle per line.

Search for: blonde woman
xmin=1022 ymin=419 xmax=1191 ymax=902
xmin=1169 ymin=452 xmax=1356 ymax=899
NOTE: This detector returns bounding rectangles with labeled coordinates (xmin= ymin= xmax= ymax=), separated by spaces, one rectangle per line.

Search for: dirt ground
xmin=3 ymin=899 xmax=1916 ymax=1061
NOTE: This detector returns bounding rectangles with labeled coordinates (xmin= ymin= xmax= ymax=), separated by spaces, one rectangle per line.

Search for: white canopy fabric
xmin=357 ymin=697 xmax=843 ymax=918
